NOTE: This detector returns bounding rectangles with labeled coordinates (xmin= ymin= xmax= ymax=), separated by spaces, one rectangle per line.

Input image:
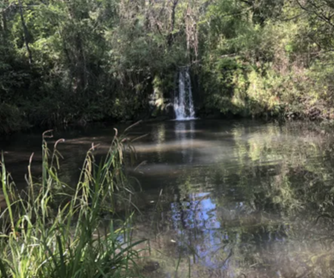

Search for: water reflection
xmin=2 ymin=120 xmax=334 ymax=277
xmin=131 ymin=120 xmax=334 ymax=277
xmin=152 ymin=123 xmax=166 ymax=163
xmin=174 ymin=121 xmax=195 ymax=164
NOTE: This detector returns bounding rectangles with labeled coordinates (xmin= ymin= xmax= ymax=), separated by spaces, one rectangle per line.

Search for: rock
xmin=142 ymin=261 xmax=160 ymax=273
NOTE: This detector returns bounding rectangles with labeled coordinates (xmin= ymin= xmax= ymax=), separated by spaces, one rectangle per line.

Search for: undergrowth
xmin=0 ymin=126 xmax=145 ymax=278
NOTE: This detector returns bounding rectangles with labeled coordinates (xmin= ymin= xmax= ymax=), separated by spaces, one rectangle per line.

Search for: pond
xmin=2 ymin=119 xmax=334 ymax=277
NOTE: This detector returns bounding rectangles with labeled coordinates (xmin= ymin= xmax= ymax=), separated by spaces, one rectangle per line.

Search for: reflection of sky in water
xmin=170 ymin=192 xmax=233 ymax=270
xmin=129 ymin=121 xmax=334 ymax=277
xmin=3 ymin=120 xmax=334 ymax=277
xmin=171 ymin=193 xmax=220 ymax=230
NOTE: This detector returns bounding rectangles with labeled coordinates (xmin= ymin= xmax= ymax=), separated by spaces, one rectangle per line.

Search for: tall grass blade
xmin=0 ymin=125 xmax=147 ymax=278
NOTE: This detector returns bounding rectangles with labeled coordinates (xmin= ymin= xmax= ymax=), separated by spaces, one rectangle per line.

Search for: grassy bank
xmin=0 ymin=128 xmax=146 ymax=278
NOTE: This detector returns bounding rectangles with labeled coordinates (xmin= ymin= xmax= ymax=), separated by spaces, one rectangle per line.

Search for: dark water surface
xmin=2 ymin=119 xmax=334 ymax=277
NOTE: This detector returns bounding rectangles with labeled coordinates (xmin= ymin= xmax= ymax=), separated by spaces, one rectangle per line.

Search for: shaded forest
xmin=1 ymin=0 xmax=334 ymax=133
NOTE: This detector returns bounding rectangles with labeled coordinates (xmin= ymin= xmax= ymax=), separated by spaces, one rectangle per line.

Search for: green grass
xmin=0 ymin=127 xmax=146 ymax=278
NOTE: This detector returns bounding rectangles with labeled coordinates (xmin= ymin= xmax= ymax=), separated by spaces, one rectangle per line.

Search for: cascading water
xmin=174 ymin=67 xmax=196 ymax=120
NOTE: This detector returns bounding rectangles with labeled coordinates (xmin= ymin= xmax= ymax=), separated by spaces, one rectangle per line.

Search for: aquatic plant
xmin=0 ymin=128 xmax=145 ymax=278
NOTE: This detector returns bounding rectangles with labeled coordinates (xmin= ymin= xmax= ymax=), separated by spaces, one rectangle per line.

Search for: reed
xmin=0 ymin=128 xmax=145 ymax=278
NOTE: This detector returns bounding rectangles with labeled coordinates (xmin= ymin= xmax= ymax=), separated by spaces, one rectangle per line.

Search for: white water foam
xmin=174 ymin=67 xmax=196 ymax=120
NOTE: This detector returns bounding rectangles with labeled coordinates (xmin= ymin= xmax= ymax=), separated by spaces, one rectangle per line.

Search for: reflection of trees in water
xmin=142 ymin=124 xmax=334 ymax=277
xmin=216 ymin=125 xmax=334 ymax=277
xmin=152 ymin=123 xmax=166 ymax=163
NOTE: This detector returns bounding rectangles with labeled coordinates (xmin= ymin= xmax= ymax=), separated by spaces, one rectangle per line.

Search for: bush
xmin=0 ymin=103 xmax=28 ymax=134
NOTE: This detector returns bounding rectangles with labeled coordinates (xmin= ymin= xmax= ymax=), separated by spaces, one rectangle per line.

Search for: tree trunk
xmin=18 ymin=0 xmax=33 ymax=64
xmin=1 ymin=0 xmax=8 ymax=38
xmin=170 ymin=0 xmax=178 ymax=33
xmin=167 ymin=0 xmax=178 ymax=46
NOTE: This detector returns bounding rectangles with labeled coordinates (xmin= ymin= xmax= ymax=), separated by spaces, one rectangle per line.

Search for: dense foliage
xmin=1 ymin=0 xmax=334 ymax=132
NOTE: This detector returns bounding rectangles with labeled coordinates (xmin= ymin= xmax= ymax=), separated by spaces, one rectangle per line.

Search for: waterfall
xmin=174 ymin=67 xmax=196 ymax=120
